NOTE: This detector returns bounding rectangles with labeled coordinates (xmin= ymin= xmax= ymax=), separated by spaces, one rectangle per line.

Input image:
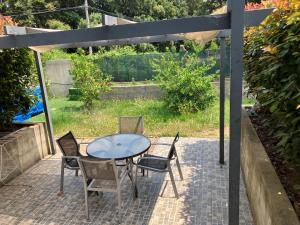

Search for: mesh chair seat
xmin=65 ymin=158 xmax=79 ymax=168
xmin=137 ymin=154 xmax=168 ymax=170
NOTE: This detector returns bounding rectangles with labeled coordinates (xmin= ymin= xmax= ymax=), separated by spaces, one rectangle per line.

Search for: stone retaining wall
xmin=45 ymin=60 xmax=73 ymax=97
xmin=0 ymin=122 xmax=50 ymax=186
xmin=101 ymin=85 xmax=164 ymax=100
xmin=241 ymin=109 xmax=299 ymax=225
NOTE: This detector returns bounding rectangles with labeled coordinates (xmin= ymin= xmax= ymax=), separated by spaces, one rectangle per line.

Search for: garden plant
xmin=70 ymin=54 xmax=112 ymax=110
xmin=153 ymin=53 xmax=217 ymax=114
xmin=244 ymin=0 xmax=300 ymax=164
xmin=0 ymin=15 xmax=36 ymax=130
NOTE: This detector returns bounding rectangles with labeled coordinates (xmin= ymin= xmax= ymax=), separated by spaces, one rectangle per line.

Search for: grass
xmin=29 ymin=98 xmax=231 ymax=138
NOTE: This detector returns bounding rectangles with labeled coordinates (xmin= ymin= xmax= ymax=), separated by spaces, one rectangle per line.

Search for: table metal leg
xmin=127 ymin=158 xmax=138 ymax=198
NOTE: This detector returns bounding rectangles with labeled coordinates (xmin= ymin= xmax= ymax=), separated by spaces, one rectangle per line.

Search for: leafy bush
xmin=70 ymin=55 xmax=111 ymax=109
xmin=0 ymin=48 xmax=36 ymax=130
xmin=153 ymin=53 xmax=216 ymax=113
xmin=78 ymin=13 xmax=102 ymax=29
xmin=46 ymin=19 xmax=71 ymax=30
xmin=244 ymin=0 xmax=300 ymax=164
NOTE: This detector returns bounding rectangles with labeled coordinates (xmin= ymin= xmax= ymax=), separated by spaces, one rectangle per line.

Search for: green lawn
xmin=30 ymin=98 xmax=232 ymax=138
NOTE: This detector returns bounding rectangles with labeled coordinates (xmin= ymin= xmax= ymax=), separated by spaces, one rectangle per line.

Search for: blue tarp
xmin=13 ymin=86 xmax=44 ymax=122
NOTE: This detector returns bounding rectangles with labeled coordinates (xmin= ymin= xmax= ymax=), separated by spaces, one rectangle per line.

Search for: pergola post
xmin=219 ymin=36 xmax=226 ymax=165
xmin=33 ymin=51 xmax=56 ymax=155
xmin=228 ymin=1 xmax=245 ymax=225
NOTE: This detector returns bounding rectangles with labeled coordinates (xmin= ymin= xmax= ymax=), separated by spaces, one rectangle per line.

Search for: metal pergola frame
xmin=0 ymin=2 xmax=272 ymax=224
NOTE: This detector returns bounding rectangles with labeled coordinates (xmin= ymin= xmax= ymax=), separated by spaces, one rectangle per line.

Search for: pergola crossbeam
xmin=4 ymin=26 xmax=187 ymax=48
xmin=0 ymin=14 xmax=230 ymax=49
xmin=0 ymin=9 xmax=273 ymax=49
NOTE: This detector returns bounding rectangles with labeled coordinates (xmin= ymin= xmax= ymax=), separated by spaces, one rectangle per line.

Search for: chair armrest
xmin=137 ymin=156 xmax=169 ymax=164
xmin=151 ymin=143 xmax=172 ymax=146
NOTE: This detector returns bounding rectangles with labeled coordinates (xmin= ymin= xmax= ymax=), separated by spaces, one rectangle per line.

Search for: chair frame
xmin=134 ymin=133 xmax=183 ymax=198
xmin=78 ymin=158 xmax=128 ymax=220
xmin=56 ymin=131 xmax=87 ymax=194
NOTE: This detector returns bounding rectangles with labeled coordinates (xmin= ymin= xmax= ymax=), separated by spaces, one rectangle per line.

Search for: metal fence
xmin=94 ymin=49 xmax=230 ymax=82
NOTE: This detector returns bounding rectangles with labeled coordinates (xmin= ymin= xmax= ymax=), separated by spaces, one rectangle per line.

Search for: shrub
xmin=244 ymin=0 xmax=300 ymax=164
xmin=71 ymin=55 xmax=111 ymax=110
xmin=0 ymin=48 xmax=36 ymax=130
xmin=153 ymin=53 xmax=216 ymax=114
xmin=46 ymin=19 xmax=71 ymax=30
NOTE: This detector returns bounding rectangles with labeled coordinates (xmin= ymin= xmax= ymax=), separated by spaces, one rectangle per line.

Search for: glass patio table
xmin=86 ymin=133 xmax=151 ymax=197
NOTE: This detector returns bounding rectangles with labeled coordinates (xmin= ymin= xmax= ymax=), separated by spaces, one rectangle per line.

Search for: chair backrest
xmin=79 ymin=157 xmax=118 ymax=182
xmin=167 ymin=132 xmax=180 ymax=160
xmin=118 ymin=116 xmax=144 ymax=134
xmin=56 ymin=131 xmax=79 ymax=157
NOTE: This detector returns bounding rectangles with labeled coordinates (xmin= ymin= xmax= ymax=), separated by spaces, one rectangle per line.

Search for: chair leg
xmin=75 ymin=169 xmax=79 ymax=176
xmin=160 ymin=180 xmax=168 ymax=197
xmin=134 ymin=166 xmax=138 ymax=198
xmin=117 ymin=190 xmax=122 ymax=210
xmin=60 ymin=160 xmax=64 ymax=194
xmin=176 ymin=158 xmax=183 ymax=180
xmin=84 ymin=187 xmax=89 ymax=221
xmin=168 ymin=166 xmax=179 ymax=198
xmin=116 ymin=189 xmax=122 ymax=224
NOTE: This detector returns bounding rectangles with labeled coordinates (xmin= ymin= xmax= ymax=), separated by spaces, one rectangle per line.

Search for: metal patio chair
xmin=56 ymin=131 xmax=85 ymax=195
xmin=134 ymin=132 xmax=183 ymax=198
xmin=118 ymin=116 xmax=144 ymax=134
xmin=78 ymin=157 xmax=128 ymax=220
xmin=117 ymin=116 xmax=145 ymax=168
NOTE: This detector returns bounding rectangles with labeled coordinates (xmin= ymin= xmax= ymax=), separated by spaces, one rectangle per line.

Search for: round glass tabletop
xmin=87 ymin=134 xmax=151 ymax=160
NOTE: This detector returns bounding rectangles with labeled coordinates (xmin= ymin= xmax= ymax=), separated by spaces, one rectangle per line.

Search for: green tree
xmin=78 ymin=12 xmax=102 ymax=28
xmin=46 ymin=19 xmax=71 ymax=30
xmin=0 ymin=48 xmax=36 ymax=130
xmin=71 ymin=55 xmax=111 ymax=109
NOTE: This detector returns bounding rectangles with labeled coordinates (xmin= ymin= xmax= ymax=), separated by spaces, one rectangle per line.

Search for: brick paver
xmin=0 ymin=138 xmax=253 ymax=225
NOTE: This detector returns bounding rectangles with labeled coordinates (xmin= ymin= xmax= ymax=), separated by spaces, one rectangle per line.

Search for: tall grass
xmin=30 ymin=98 xmax=230 ymax=138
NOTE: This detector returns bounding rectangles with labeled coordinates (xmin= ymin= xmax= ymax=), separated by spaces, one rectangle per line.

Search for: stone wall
xmin=241 ymin=109 xmax=299 ymax=225
xmin=0 ymin=122 xmax=50 ymax=186
xmin=45 ymin=59 xmax=73 ymax=97
xmin=99 ymin=78 xmax=245 ymax=100
xmin=101 ymin=85 xmax=164 ymax=100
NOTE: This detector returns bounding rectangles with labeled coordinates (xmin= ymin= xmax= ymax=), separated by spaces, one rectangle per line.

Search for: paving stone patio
xmin=0 ymin=138 xmax=253 ymax=225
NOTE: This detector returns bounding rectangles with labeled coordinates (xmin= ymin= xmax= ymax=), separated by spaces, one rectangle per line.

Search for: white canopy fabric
xmin=178 ymin=6 xmax=227 ymax=44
